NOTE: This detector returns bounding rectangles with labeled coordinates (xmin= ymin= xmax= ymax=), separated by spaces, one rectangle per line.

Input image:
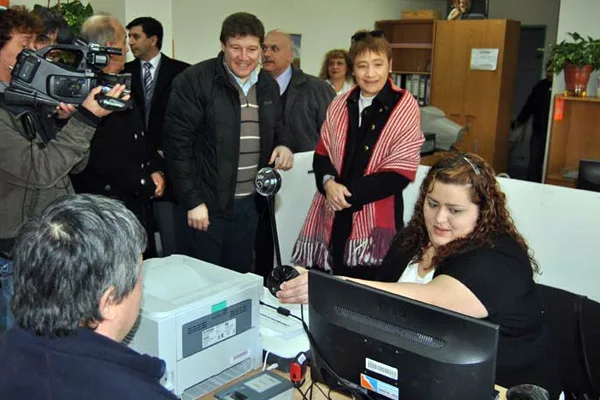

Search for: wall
xmin=488 ymin=0 xmax=560 ymax=69
xmin=171 ymin=0 xmax=447 ymax=75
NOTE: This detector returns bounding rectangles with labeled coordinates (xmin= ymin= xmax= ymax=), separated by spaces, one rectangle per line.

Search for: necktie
xmin=143 ymin=62 xmax=153 ymax=102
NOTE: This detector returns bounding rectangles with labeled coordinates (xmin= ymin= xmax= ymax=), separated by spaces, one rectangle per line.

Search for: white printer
xmin=128 ymin=255 xmax=263 ymax=397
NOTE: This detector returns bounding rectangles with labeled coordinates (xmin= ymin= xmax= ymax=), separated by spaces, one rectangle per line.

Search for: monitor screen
xmin=308 ymin=270 xmax=499 ymax=400
xmin=577 ymin=159 xmax=600 ymax=192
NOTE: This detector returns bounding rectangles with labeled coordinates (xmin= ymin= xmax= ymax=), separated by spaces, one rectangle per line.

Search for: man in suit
xmin=124 ymin=17 xmax=189 ymax=151
xmin=125 ymin=17 xmax=190 ymax=256
xmin=256 ymin=29 xmax=335 ymax=279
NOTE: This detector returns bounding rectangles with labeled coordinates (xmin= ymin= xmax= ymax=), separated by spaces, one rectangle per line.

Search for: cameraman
xmin=0 ymin=6 xmax=129 ymax=331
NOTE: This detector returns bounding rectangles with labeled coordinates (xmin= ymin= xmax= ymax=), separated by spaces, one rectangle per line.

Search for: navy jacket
xmin=0 ymin=327 xmax=177 ymax=400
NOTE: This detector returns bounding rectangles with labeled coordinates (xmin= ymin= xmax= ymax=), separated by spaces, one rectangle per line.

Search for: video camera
xmin=2 ymin=36 xmax=131 ymax=111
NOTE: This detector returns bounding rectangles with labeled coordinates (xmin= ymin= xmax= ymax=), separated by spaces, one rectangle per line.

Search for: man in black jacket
xmin=72 ymin=15 xmax=165 ymax=258
xmin=163 ymin=12 xmax=294 ymax=273
xmin=257 ymin=29 xmax=335 ymax=278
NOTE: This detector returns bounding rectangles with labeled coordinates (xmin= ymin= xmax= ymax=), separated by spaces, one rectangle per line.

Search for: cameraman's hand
xmin=56 ymin=103 xmax=76 ymax=119
xmin=82 ymin=84 xmax=130 ymax=118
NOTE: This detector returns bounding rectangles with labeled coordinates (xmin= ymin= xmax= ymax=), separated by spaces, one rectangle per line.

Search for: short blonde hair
xmin=318 ymin=48 xmax=352 ymax=81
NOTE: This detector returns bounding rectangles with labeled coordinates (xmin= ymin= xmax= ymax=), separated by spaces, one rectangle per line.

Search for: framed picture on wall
xmin=291 ymin=33 xmax=302 ymax=69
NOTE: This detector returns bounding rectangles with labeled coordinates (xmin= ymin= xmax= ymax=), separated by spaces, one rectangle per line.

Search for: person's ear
xmin=151 ymin=35 xmax=158 ymax=47
xmin=99 ymin=286 xmax=118 ymax=321
xmin=388 ymin=58 xmax=393 ymax=73
xmin=220 ymin=41 xmax=226 ymax=53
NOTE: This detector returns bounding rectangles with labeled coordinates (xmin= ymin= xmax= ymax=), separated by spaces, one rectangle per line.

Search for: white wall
xmin=171 ymin=0 xmax=446 ymax=75
xmin=488 ymin=0 xmax=560 ymax=69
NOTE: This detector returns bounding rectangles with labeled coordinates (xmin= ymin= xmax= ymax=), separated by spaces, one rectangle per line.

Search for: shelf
xmin=391 ymin=43 xmax=433 ymax=49
xmin=556 ymin=95 xmax=600 ymax=103
xmin=377 ymin=19 xmax=435 ymax=25
xmin=546 ymin=173 xmax=577 ymax=188
xmin=392 ymin=71 xmax=431 ymax=75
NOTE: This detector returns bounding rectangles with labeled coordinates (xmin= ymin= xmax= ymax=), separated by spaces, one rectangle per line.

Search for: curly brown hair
xmin=0 ymin=6 xmax=42 ymax=51
xmin=318 ymin=48 xmax=352 ymax=81
xmin=398 ymin=152 xmax=539 ymax=275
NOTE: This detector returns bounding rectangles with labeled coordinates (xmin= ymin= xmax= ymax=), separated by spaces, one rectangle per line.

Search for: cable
xmin=299 ymin=303 xmax=373 ymax=400
xmin=260 ymin=300 xmax=303 ymax=322
xmin=262 ymin=350 xmax=270 ymax=371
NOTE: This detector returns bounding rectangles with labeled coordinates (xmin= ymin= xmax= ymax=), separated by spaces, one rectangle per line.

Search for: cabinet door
xmin=430 ymin=21 xmax=472 ymax=116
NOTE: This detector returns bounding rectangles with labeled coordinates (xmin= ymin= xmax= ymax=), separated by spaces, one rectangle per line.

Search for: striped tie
xmin=143 ymin=62 xmax=153 ymax=102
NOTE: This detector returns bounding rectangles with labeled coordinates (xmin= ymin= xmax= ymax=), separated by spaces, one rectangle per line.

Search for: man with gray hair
xmin=0 ymin=194 xmax=177 ymax=400
xmin=71 ymin=14 xmax=165 ymax=258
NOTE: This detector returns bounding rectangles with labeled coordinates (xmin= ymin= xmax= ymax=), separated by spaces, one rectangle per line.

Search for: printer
xmin=128 ymin=255 xmax=263 ymax=397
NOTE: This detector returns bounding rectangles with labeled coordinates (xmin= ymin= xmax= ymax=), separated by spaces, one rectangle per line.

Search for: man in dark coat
xmin=125 ymin=17 xmax=190 ymax=256
xmin=163 ymin=13 xmax=294 ymax=274
xmin=71 ymin=15 xmax=165 ymax=258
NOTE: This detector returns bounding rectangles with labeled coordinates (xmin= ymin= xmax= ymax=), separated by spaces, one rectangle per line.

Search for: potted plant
xmin=544 ymin=32 xmax=600 ymax=96
xmin=34 ymin=0 xmax=94 ymax=34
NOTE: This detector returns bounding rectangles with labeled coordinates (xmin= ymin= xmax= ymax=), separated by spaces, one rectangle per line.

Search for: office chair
xmin=537 ymin=284 xmax=600 ymax=400
xmin=576 ymin=159 xmax=600 ymax=192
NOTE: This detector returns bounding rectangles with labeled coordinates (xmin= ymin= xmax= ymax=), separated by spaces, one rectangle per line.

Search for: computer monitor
xmin=308 ymin=270 xmax=499 ymax=400
xmin=577 ymin=159 xmax=600 ymax=192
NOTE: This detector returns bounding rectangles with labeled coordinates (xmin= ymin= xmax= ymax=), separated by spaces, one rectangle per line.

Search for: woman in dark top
xmin=291 ymin=30 xmax=424 ymax=279
xmin=279 ymin=152 xmax=561 ymax=398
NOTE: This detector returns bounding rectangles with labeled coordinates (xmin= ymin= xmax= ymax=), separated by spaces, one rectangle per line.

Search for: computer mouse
xmin=506 ymin=384 xmax=549 ymax=400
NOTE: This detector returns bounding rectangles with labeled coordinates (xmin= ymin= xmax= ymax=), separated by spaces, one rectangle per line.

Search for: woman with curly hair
xmin=319 ymin=48 xmax=354 ymax=95
xmin=279 ymin=152 xmax=561 ymax=398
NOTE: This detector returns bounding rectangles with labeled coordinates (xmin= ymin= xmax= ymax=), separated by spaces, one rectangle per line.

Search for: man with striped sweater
xmin=163 ymin=12 xmax=294 ymax=273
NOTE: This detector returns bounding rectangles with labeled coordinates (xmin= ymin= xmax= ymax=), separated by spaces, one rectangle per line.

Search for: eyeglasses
xmin=351 ymin=30 xmax=385 ymax=42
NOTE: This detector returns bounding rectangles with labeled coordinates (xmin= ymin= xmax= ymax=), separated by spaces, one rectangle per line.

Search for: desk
xmin=197 ymin=368 xmax=507 ymax=400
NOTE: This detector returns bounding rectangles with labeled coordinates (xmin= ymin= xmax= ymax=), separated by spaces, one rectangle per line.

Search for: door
xmin=512 ymin=26 xmax=546 ymax=116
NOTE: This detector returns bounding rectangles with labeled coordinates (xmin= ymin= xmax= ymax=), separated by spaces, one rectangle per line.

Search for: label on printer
xmin=202 ymin=319 xmax=237 ymax=348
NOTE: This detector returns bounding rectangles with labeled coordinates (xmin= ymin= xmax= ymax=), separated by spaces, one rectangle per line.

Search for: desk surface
xmin=197 ymin=368 xmax=507 ymax=400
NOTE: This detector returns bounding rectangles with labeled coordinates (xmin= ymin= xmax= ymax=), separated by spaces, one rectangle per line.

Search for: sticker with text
xmin=366 ymin=358 xmax=398 ymax=380
xmin=360 ymin=374 xmax=399 ymax=400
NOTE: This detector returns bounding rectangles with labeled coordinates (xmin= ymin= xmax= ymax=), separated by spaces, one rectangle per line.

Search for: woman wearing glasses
xmin=281 ymin=152 xmax=562 ymax=398
xmin=290 ymin=30 xmax=424 ymax=280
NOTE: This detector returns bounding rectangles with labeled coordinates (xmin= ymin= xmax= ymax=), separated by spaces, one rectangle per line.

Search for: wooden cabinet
xmin=375 ymin=19 xmax=436 ymax=75
xmin=545 ymin=96 xmax=600 ymax=188
xmin=430 ymin=20 xmax=520 ymax=173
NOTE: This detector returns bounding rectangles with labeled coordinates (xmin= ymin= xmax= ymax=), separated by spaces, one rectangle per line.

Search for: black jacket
xmin=163 ymin=52 xmax=293 ymax=217
xmin=71 ymin=107 xmax=162 ymax=223
xmin=282 ymin=67 xmax=335 ymax=152
xmin=125 ymin=54 xmax=190 ymax=151
xmin=0 ymin=327 xmax=177 ymax=400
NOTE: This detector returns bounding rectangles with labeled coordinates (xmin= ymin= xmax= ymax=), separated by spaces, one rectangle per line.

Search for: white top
xmin=358 ymin=93 xmax=374 ymax=127
xmin=327 ymin=79 xmax=354 ymax=96
xmin=398 ymin=260 xmax=435 ymax=284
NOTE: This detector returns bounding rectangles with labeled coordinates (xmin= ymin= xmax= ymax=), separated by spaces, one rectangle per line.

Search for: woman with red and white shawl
xmin=283 ymin=30 xmax=424 ymax=299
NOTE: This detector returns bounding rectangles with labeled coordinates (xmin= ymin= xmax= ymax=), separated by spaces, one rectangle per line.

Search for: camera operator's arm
xmin=0 ymin=86 xmax=126 ymax=188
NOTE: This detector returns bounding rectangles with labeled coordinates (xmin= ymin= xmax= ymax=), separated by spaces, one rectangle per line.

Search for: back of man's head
xmin=11 ymin=194 xmax=147 ymax=338
xmin=219 ymin=12 xmax=264 ymax=45
xmin=126 ymin=16 xmax=163 ymax=50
